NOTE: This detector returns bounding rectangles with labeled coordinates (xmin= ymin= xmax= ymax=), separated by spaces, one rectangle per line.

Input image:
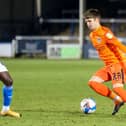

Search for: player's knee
xmin=4 ymin=78 xmax=13 ymax=86
xmin=88 ymin=80 xmax=100 ymax=90
xmin=88 ymin=81 xmax=95 ymax=88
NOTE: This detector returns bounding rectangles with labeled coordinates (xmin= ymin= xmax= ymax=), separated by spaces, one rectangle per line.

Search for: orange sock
xmin=88 ymin=81 xmax=122 ymax=103
xmin=88 ymin=81 xmax=111 ymax=96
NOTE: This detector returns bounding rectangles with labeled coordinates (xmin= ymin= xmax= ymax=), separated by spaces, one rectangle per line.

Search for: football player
xmin=84 ymin=8 xmax=126 ymax=115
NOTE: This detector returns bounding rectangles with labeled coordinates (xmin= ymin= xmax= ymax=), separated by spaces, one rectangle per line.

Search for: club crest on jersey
xmin=106 ymin=32 xmax=113 ymax=39
xmin=96 ymin=37 xmax=102 ymax=43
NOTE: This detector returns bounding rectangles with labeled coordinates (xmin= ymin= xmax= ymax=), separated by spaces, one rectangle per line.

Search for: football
xmin=80 ymin=98 xmax=96 ymax=114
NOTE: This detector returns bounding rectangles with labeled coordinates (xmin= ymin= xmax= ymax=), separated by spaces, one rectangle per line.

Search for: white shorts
xmin=0 ymin=62 xmax=8 ymax=72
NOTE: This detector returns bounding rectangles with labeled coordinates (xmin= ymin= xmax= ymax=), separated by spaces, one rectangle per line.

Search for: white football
xmin=80 ymin=98 xmax=96 ymax=114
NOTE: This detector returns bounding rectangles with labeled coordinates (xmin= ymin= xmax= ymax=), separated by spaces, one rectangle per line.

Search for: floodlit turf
xmin=0 ymin=59 xmax=126 ymax=126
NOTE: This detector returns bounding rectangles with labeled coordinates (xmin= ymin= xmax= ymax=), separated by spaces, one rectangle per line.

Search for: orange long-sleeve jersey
xmin=89 ymin=25 xmax=126 ymax=66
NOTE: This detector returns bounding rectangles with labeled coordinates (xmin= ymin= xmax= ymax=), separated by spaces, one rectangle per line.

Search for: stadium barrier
xmin=0 ymin=42 xmax=15 ymax=57
xmin=13 ymin=35 xmax=80 ymax=59
xmin=12 ymin=35 xmax=126 ymax=59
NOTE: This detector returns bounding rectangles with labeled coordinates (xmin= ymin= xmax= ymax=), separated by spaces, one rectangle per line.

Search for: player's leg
xmin=0 ymin=63 xmax=21 ymax=118
xmin=88 ymin=67 xmax=123 ymax=103
xmin=110 ymin=63 xmax=125 ymax=115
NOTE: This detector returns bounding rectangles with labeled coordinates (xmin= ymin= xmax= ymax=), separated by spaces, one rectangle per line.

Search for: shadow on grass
xmin=20 ymin=108 xmax=81 ymax=115
xmin=17 ymin=108 xmax=126 ymax=119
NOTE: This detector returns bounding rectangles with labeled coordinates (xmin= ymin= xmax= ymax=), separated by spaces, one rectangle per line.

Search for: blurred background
xmin=0 ymin=0 xmax=126 ymax=58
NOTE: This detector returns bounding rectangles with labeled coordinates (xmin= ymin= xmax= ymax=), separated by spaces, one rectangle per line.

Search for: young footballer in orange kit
xmin=84 ymin=8 xmax=126 ymax=115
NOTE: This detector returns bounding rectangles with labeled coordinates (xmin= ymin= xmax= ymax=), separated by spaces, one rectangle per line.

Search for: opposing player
xmin=84 ymin=8 xmax=126 ymax=115
xmin=0 ymin=62 xmax=21 ymax=118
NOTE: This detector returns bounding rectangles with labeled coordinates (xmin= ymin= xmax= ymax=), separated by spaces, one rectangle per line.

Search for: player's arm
xmin=105 ymin=32 xmax=126 ymax=53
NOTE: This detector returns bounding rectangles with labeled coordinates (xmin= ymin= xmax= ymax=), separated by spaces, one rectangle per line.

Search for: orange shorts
xmin=92 ymin=63 xmax=126 ymax=101
xmin=94 ymin=63 xmax=125 ymax=86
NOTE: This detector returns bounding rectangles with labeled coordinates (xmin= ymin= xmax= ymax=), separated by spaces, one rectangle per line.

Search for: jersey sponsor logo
xmin=106 ymin=32 xmax=113 ymax=39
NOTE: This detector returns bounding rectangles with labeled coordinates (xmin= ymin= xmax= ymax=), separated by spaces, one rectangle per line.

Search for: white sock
xmin=1 ymin=106 xmax=10 ymax=112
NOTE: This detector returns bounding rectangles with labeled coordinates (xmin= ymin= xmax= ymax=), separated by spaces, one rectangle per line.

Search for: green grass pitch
xmin=0 ymin=59 xmax=126 ymax=126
